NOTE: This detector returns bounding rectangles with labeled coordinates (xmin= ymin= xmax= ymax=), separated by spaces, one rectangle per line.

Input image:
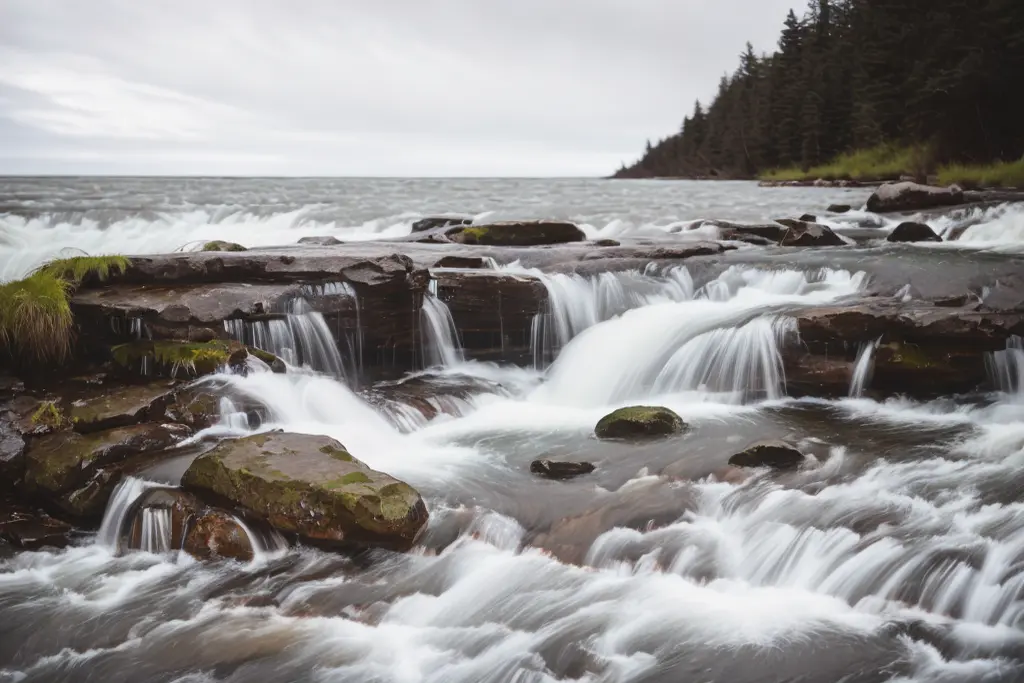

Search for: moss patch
xmin=201 ymin=241 xmax=247 ymax=252
xmin=447 ymin=221 xmax=586 ymax=246
xmin=595 ymin=405 xmax=686 ymax=440
xmin=111 ymin=340 xmax=231 ymax=377
xmin=31 ymin=401 xmax=67 ymax=430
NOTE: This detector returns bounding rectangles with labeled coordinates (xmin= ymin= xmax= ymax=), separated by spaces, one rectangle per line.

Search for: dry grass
xmin=760 ymin=145 xmax=931 ymax=182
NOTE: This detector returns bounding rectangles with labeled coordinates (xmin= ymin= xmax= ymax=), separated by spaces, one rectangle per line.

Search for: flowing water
xmin=3 ymin=178 xmax=1024 ymax=682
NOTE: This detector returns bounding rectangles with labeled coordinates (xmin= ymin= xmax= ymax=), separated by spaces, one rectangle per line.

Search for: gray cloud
xmin=0 ymin=0 xmax=797 ymax=176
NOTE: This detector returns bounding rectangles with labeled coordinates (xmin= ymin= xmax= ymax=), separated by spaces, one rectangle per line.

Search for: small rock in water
xmin=201 ymin=240 xmax=247 ymax=252
xmin=777 ymin=219 xmax=846 ymax=247
xmin=530 ymin=459 xmax=595 ymax=480
xmin=411 ymin=216 xmax=473 ymax=233
xmin=828 ymin=204 xmax=852 ymax=214
xmin=865 ymin=182 xmax=964 ymax=213
xmin=887 ymin=221 xmax=942 ymax=243
xmin=446 ymin=220 xmax=586 ymax=246
xmin=297 ymin=236 xmax=343 ymax=246
xmin=595 ymin=406 xmax=686 ymax=440
xmin=593 ymin=238 xmax=620 ymax=247
xmin=728 ymin=440 xmax=805 ymax=470
xmin=799 ymin=213 xmax=818 ymax=223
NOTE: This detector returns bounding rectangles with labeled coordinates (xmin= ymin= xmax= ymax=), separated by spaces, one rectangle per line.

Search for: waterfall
xmin=420 ymin=292 xmax=465 ymax=368
xmin=95 ymin=476 xmax=158 ymax=550
xmin=224 ymin=296 xmax=354 ymax=379
xmin=233 ymin=516 xmax=289 ymax=562
xmin=139 ymin=508 xmax=173 ymax=554
xmin=848 ymin=339 xmax=880 ymax=398
xmin=988 ymin=335 xmax=1024 ymax=394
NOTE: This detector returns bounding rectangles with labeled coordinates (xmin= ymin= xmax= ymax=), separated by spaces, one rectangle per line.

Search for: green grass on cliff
xmin=1 ymin=254 xmax=131 ymax=366
xmin=936 ymin=158 xmax=1024 ymax=189
xmin=759 ymin=145 xmax=930 ymax=183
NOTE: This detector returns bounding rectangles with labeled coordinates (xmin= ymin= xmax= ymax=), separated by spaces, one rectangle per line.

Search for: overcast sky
xmin=0 ymin=0 xmax=798 ymax=176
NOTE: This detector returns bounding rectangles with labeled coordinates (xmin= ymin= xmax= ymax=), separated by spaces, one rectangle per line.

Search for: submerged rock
xmin=24 ymin=424 xmax=191 ymax=519
xmin=828 ymin=204 xmax=852 ymax=214
xmin=866 ymin=182 xmax=964 ymax=213
xmin=778 ymin=220 xmax=846 ymax=247
xmin=182 ymin=433 xmax=428 ymax=551
xmin=887 ymin=221 xmax=942 ymax=243
xmin=728 ymin=441 xmax=806 ymax=469
xmin=411 ymin=216 xmax=473 ymax=233
xmin=594 ymin=406 xmax=686 ymax=440
xmin=297 ymin=236 xmax=343 ymax=246
xmin=446 ymin=221 xmax=586 ymax=246
xmin=530 ymin=459 xmax=595 ymax=480
xmin=201 ymin=241 xmax=247 ymax=252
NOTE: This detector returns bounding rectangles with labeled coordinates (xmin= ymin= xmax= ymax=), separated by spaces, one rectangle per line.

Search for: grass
xmin=760 ymin=144 xmax=931 ymax=183
xmin=1 ymin=254 xmax=131 ymax=367
xmin=936 ymin=158 xmax=1024 ymax=189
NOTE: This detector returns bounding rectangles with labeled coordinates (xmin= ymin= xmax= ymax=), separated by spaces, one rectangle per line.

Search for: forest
xmin=615 ymin=0 xmax=1024 ymax=183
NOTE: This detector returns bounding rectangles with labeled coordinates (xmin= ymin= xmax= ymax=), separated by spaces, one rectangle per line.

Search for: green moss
xmin=881 ymin=342 xmax=942 ymax=370
xmin=245 ymin=346 xmax=279 ymax=365
xmin=201 ymin=241 xmax=247 ymax=252
xmin=35 ymin=255 xmax=131 ymax=285
xmin=937 ymin=158 xmax=1024 ymax=189
xmin=760 ymin=144 xmax=932 ymax=182
xmin=319 ymin=445 xmax=353 ymax=461
xmin=31 ymin=401 xmax=66 ymax=429
xmin=595 ymin=405 xmax=686 ymax=440
xmin=325 ymin=472 xmax=372 ymax=489
xmin=111 ymin=340 xmax=231 ymax=376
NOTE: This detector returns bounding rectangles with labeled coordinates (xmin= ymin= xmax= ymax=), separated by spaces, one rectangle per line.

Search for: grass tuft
xmin=936 ymin=158 xmax=1024 ymax=189
xmin=35 ymin=255 xmax=131 ymax=285
xmin=760 ymin=144 xmax=931 ymax=183
xmin=0 ymin=272 xmax=75 ymax=365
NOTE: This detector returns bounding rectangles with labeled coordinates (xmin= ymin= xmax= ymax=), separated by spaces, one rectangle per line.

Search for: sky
xmin=0 ymin=0 xmax=798 ymax=177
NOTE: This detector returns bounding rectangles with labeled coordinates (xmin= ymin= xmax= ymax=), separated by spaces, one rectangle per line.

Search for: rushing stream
xmin=3 ymin=178 xmax=1024 ymax=682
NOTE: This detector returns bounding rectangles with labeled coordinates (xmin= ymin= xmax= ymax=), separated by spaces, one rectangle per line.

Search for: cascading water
xmin=988 ymin=335 xmax=1023 ymax=395
xmin=95 ymin=476 xmax=157 ymax=550
xmin=420 ymin=290 xmax=465 ymax=368
xmin=138 ymin=508 xmax=172 ymax=554
xmin=849 ymin=338 xmax=880 ymax=397
xmin=224 ymin=296 xmax=353 ymax=378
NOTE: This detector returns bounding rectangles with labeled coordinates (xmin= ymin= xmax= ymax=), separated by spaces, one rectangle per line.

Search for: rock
xmin=828 ymin=204 xmax=852 ymax=214
xmin=887 ymin=222 xmax=942 ymax=243
xmin=201 ymin=241 xmax=247 ymax=252
xmin=593 ymin=239 xmax=620 ymax=247
xmin=161 ymin=385 xmax=223 ymax=430
xmin=68 ymin=380 xmax=179 ymax=433
xmin=297 ymin=236 xmax=343 ymax=246
xmin=227 ymin=346 xmax=287 ymax=374
xmin=594 ymin=406 xmax=686 ymax=440
xmin=0 ymin=410 xmax=27 ymax=485
xmin=0 ymin=497 xmax=74 ymax=550
xmin=24 ymin=424 xmax=191 ymax=520
xmin=182 ymin=510 xmax=255 ymax=562
xmin=434 ymin=256 xmax=492 ymax=269
xmin=865 ymin=182 xmax=965 ymax=213
xmin=446 ymin=221 xmax=586 ymax=247
xmin=411 ymin=216 xmax=474 ymax=233
xmin=111 ymin=341 xmax=232 ymax=377
xmin=530 ymin=459 xmax=595 ymax=480
xmin=799 ymin=213 xmax=818 ymax=223
xmin=778 ymin=220 xmax=846 ymax=247
xmin=728 ymin=441 xmax=805 ymax=469
xmin=699 ymin=220 xmax=786 ymax=243
xmin=182 ymin=433 xmax=428 ymax=551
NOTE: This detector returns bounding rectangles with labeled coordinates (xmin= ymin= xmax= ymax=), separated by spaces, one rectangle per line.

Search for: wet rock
xmin=699 ymin=220 xmax=786 ymax=243
xmin=24 ymin=423 xmax=191 ymax=520
xmin=434 ymin=255 xmax=492 ymax=269
xmin=162 ymin=384 xmax=224 ymax=430
xmin=593 ymin=239 xmax=620 ymax=247
xmin=446 ymin=221 xmax=586 ymax=247
xmin=0 ymin=410 xmax=27 ymax=485
xmin=778 ymin=220 xmax=846 ymax=247
xmin=227 ymin=346 xmax=287 ymax=375
xmin=201 ymin=241 xmax=247 ymax=252
xmin=530 ymin=459 xmax=595 ymax=480
xmin=111 ymin=340 xmax=232 ymax=378
xmin=799 ymin=213 xmax=818 ymax=223
xmin=866 ymin=182 xmax=965 ymax=213
xmin=728 ymin=441 xmax=806 ymax=469
xmin=68 ymin=380 xmax=179 ymax=433
xmin=595 ymin=406 xmax=686 ymax=440
xmin=0 ymin=497 xmax=74 ymax=550
xmin=182 ymin=433 xmax=428 ymax=551
xmin=411 ymin=216 xmax=473 ymax=233
xmin=887 ymin=221 xmax=942 ymax=243
xmin=182 ymin=510 xmax=255 ymax=562
xmin=297 ymin=236 xmax=343 ymax=246
xmin=828 ymin=204 xmax=852 ymax=214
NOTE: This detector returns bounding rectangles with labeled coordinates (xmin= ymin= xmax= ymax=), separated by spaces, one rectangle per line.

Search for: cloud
xmin=0 ymin=0 xmax=798 ymax=175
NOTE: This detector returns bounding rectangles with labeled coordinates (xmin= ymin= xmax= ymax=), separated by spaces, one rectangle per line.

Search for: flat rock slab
xmin=67 ymin=380 xmax=180 ymax=433
xmin=866 ymin=182 xmax=964 ymax=213
xmin=182 ymin=433 xmax=427 ymax=551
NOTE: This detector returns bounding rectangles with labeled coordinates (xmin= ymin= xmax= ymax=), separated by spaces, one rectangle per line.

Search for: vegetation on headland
xmin=0 ymin=255 xmax=131 ymax=367
xmin=936 ymin=158 xmax=1024 ymax=190
xmin=615 ymin=1 xmax=1024 ymax=183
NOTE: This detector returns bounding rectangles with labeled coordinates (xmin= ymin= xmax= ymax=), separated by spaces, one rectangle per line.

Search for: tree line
xmin=615 ymin=0 xmax=1024 ymax=179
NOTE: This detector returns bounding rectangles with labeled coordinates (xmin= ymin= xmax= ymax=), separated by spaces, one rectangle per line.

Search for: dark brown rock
xmin=828 ymin=204 xmax=852 ymax=214
xmin=183 ymin=510 xmax=255 ymax=562
xmin=182 ymin=433 xmax=428 ymax=551
xmin=0 ymin=496 xmax=74 ymax=550
xmin=595 ymin=406 xmax=686 ymax=440
xmin=67 ymin=380 xmax=179 ymax=433
xmin=530 ymin=459 xmax=595 ymax=480
xmin=866 ymin=182 xmax=965 ymax=213
xmin=799 ymin=213 xmax=818 ymax=223
xmin=778 ymin=220 xmax=846 ymax=247
xmin=434 ymin=256 xmax=492 ymax=269
xmin=887 ymin=222 xmax=942 ymax=243
xmin=411 ymin=216 xmax=473 ymax=233
xmin=297 ymin=236 xmax=343 ymax=246
xmin=728 ymin=441 xmax=805 ymax=469
xmin=447 ymin=221 xmax=586 ymax=247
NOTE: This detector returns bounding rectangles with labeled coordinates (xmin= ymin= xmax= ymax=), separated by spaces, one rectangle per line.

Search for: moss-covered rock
xmin=728 ymin=441 xmax=805 ymax=470
xmin=201 ymin=241 xmax=247 ymax=252
xmin=24 ymin=423 xmax=191 ymax=519
xmin=594 ymin=406 xmax=686 ymax=440
xmin=182 ymin=433 xmax=427 ymax=551
xmin=111 ymin=341 xmax=232 ymax=377
xmin=68 ymin=380 xmax=179 ymax=433
xmin=297 ymin=236 xmax=343 ymax=246
xmin=447 ymin=221 xmax=586 ymax=246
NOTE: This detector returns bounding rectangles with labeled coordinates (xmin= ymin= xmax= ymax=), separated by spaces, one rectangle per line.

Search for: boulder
xmin=887 ymin=222 xmax=942 ymax=243
xmin=161 ymin=385 xmax=224 ymax=431
xmin=594 ymin=406 xmax=686 ymax=440
xmin=865 ymin=182 xmax=965 ymax=213
xmin=182 ymin=433 xmax=428 ymax=551
xmin=446 ymin=221 xmax=586 ymax=247
xmin=411 ymin=216 xmax=473 ymax=233
xmin=728 ymin=441 xmax=805 ymax=469
xmin=68 ymin=380 xmax=179 ymax=433
xmin=201 ymin=241 xmax=247 ymax=252
xmin=700 ymin=220 xmax=786 ymax=243
xmin=799 ymin=214 xmax=818 ymax=223
xmin=530 ymin=459 xmax=595 ymax=480
xmin=434 ymin=256 xmax=492 ymax=269
xmin=24 ymin=423 xmax=191 ymax=519
xmin=297 ymin=236 xmax=343 ymax=246
xmin=182 ymin=510 xmax=255 ymax=562
xmin=828 ymin=204 xmax=852 ymax=214
xmin=0 ymin=497 xmax=74 ymax=550
xmin=778 ymin=220 xmax=847 ymax=247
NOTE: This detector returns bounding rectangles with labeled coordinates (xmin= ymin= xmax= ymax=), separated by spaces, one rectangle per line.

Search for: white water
xmin=138 ymin=508 xmax=172 ymax=554
xmin=988 ymin=335 xmax=1024 ymax=395
xmin=849 ymin=339 xmax=880 ymax=397
xmin=94 ymin=476 xmax=157 ymax=550
xmin=420 ymin=292 xmax=465 ymax=368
